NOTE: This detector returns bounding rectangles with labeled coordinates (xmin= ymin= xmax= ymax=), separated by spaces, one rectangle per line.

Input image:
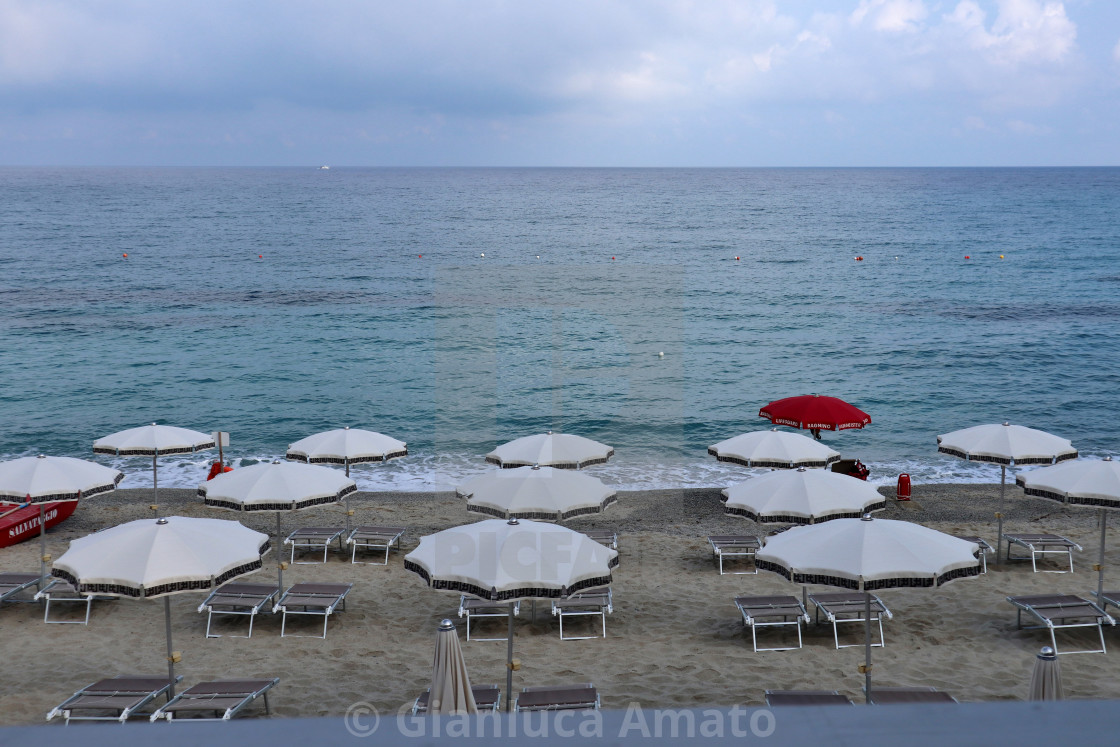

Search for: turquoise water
xmin=1 ymin=167 xmax=1118 ymax=491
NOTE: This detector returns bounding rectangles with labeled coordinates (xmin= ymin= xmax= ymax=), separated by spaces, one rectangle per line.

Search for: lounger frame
xmin=46 ymin=675 xmax=181 ymax=724
xmin=458 ymin=596 xmax=520 ymax=641
xmin=707 ymin=535 xmax=761 ymax=575
xmin=1007 ymin=594 xmax=1115 ymax=655
xmin=869 ymin=687 xmax=957 ymax=705
xmin=149 ymin=678 xmax=279 ymax=722
xmin=34 ymin=579 xmax=115 ymax=625
xmin=345 ymin=526 xmax=405 ymax=564
xmin=583 ymin=529 xmax=618 ymax=550
xmin=197 ymin=582 xmax=280 ymax=638
xmin=274 ymin=582 xmax=353 ymax=638
xmin=551 ymin=588 xmax=612 ymax=640
xmin=765 ymin=690 xmax=853 ymax=707
xmin=953 ymin=535 xmax=994 ymax=574
xmin=735 ymin=595 xmax=810 ymax=652
xmin=1003 ymin=533 xmax=1081 ymax=573
xmin=0 ymin=572 xmax=46 ymax=605
xmin=514 ymin=683 xmax=599 ymax=712
xmin=412 ymin=684 xmax=501 ymax=714
xmin=809 ymin=592 xmax=892 ymax=650
xmin=283 ymin=527 xmax=345 ymax=564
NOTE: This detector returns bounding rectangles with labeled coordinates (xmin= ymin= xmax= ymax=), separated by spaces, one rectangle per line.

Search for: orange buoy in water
xmin=122 ymin=253 xmax=128 ymax=258
xmin=735 ymin=256 xmax=740 ymax=261
xmin=964 ymin=255 xmax=970 ymax=259
xmin=855 ymin=256 xmax=864 ymax=261
xmin=259 ymin=255 xmax=263 ymax=259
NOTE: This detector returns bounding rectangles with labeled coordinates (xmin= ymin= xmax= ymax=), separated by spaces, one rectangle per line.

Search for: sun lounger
xmin=46 ymin=674 xmax=181 ymax=724
xmin=274 ymin=582 xmax=353 ymax=638
xmin=551 ymin=587 xmax=612 ymax=640
xmin=458 ymin=596 xmax=520 ymax=641
xmin=1007 ymin=594 xmax=1115 ymax=655
xmin=33 ymin=578 xmax=115 ymax=624
xmin=345 ymin=526 xmax=406 ymax=564
xmin=765 ymin=690 xmax=853 ymax=707
xmin=514 ymin=683 xmax=599 ymax=712
xmin=0 ymin=572 xmax=46 ymax=605
xmin=953 ymin=535 xmax=994 ymax=574
xmin=197 ymin=582 xmax=280 ymax=638
xmin=1003 ymin=533 xmax=1081 ymax=573
xmin=707 ymin=535 xmax=762 ymax=575
xmin=412 ymin=684 xmax=501 ymax=714
xmin=284 ymin=527 xmax=345 ymax=564
xmin=1093 ymin=590 xmax=1120 ymax=615
xmin=869 ymin=687 xmax=957 ymax=705
xmin=734 ymin=595 xmax=811 ymax=652
xmin=809 ymin=592 xmax=892 ymax=650
xmin=583 ymin=529 xmax=618 ymax=550
xmin=149 ymin=678 xmax=279 ymax=721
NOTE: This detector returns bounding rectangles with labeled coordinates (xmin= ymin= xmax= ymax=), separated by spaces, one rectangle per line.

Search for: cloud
xmin=851 ymin=0 xmax=929 ymax=33
xmin=944 ymin=0 xmax=1076 ymax=67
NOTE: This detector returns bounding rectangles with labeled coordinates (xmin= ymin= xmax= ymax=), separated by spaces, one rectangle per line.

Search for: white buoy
xmin=658 ymin=352 xmax=664 ymax=357
xmin=480 ymin=253 xmax=485 ymax=258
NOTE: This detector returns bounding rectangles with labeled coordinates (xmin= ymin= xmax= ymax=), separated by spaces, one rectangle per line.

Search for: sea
xmin=1 ymin=167 xmax=1118 ymax=493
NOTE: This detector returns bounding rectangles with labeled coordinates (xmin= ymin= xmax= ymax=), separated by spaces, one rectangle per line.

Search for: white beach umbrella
xmin=937 ymin=422 xmax=1076 ymax=564
xmin=198 ymin=460 xmax=356 ymax=589
xmin=755 ymin=516 xmax=980 ymax=703
xmin=485 ymin=431 xmax=614 ymax=470
xmin=405 ymin=518 xmax=618 ymax=711
xmin=0 ymin=454 xmax=124 ymax=582
xmin=52 ymin=516 xmax=270 ymax=695
xmin=1016 ymin=457 xmax=1120 ymax=601
xmin=722 ymin=467 xmax=886 ymax=524
xmin=286 ymin=426 xmax=406 ymax=532
xmin=708 ymin=429 xmax=841 ymax=469
xmin=93 ymin=423 xmax=215 ymax=512
xmin=457 ymin=465 xmax=617 ymax=521
xmin=1028 ymin=646 xmax=1063 ymax=701
xmin=429 ymin=619 xmax=478 ymax=714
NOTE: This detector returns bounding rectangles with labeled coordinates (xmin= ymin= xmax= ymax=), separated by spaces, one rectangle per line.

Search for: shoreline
xmin=1 ymin=483 xmax=1115 ymax=726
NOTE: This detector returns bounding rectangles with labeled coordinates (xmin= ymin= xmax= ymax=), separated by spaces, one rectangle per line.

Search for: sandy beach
xmin=2 ymin=482 xmax=1118 ymax=725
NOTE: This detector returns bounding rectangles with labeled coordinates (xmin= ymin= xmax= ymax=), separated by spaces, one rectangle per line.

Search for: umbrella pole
xmin=153 ymin=455 xmax=160 ymax=518
xmin=345 ymin=461 xmax=351 ymax=534
xmin=277 ymin=513 xmax=284 ymax=591
xmin=864 ymin=591 xmax=872 ymax=704
xmin=996 ymin=465 xmax=1006 ymax=565
xmin=1098 ymin=509 xmax=1108 ymax=604
xmin=38 ymin=504 xmax=47 ymax=590
xmin=505 ymin=602 xmax=515 ymax=713
xmin=164 ymin=597 xmax=176 ymax=697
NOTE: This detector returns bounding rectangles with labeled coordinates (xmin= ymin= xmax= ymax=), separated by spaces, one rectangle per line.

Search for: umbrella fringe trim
xmin=284 ymin=450 xmax=408 ymax=464
xmin=756 ymin=559 xmax=981 ymax=590
xmin=0 ymin=475 xmax=123 ymax=505
xmin=51 ymin=543 xmax=270 ymax=598
xmin=938 ymin=447 xmax=1079 ymax=466
xmin=198 ymin=483 xmax=357 ymax=509
xmin=404 ymin=560 xmax=616 ymax=601
xmin=726 ymin=500 xmax=887 ymax=524
xmin=93 ymin=442 xmax=216 ymax=457
xmin=709 ymin=451 xmax=839 ymax=469
xmin=464 ymin=494 xmax=618 ymax=521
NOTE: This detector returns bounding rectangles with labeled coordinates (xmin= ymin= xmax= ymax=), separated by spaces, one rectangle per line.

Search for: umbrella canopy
xmin=708 ymin=429 xmax=841 ymax=469
xmin=457 ymin=465 xmax=617 ymax=521
xmin=0 ymin=455 xmax=123 ymax=504
xmin=285 ymin=427 xmax=408 ymax=472
xmin=937 ymin=422 xmax=1077 ymax=564
xmin=52 ymin=515 xmax=269 ymax=696
xmin=93 ymin=423 xmax=215 ymax=512
xmin=758 ymin=395 xmax=871 ymax=434
xmin=722 ymin=468 xmax=886 ymax=524
xmin=485 ymin=432 xmax=614 ymax=470
xmin=1028 ymin=646 xmax=1063 ymax=701
xmin=429 ymin=619 xmax=478 ymax=714
xmin=755 ymin=516 xmax=980 ymax=703
xmin=405 ymin=518 xmax=618 ymax=712
xmin=937 ymin=423 xmax=1078 ymax=466
xmin=1017 ymin=457 xmax=1120 ymax=600
xmin=199 ymin=461 xmax=357 ymax=513
xmin=198 ymin=460 xmax=356 ymax=589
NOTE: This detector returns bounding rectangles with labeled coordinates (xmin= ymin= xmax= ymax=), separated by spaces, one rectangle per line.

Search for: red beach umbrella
xmin=759 ymin=394 xmax=871 ymax=439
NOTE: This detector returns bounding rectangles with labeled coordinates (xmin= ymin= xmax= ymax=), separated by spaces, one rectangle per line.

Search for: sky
xmin=1 ymin=0 xmax=1119 ymax=167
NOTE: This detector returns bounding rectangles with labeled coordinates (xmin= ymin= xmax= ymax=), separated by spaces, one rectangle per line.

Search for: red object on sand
xmin=758 ymin=394 xmax=872 ymax=432
xmin=0 ymin=501 xmax=77 ymax=549
xmin=897 ymin=473 xmax=911 ymax=500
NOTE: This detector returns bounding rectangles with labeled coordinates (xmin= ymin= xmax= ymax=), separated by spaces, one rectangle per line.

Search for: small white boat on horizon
xmin=319 ymin=165 xmax=330 ymax=170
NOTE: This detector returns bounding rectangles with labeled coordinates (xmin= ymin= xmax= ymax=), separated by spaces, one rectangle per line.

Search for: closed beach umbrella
xmin=286 ymin=427 xmax=406 ymax=532
xmin=52 ymin=516 xmax=270 ymax=695
xmin=1016 ymin=457 xmax=1120 ymax=601
xmin=199 ymin=460 xmax=356 ymax=589
xmin=457 ymin=465 xmax=616 ymax=521
xmin=938 ymin=422 xmax=1076 ymax=563
xmin=405 ymin=518 xmax=618 ymax=711
xmin=722 ymin=468 xmax=886 ymax=524
xmin=429 ymin=619 xmax=478 ymax=714
xmin=1028 ymin=646 xmax=1063 ymax=701
xmin=485 ymin=432 xmax=614 ymax=470
xmin=93 ymin=424 xmax=215 ymax=512
xmin=708 ymin=429 xmax=841 ymax=469
xmin=755 ymin=516 xmax=980 ymax=703
xmin=758 ymin=395 xmax=871 ymax=439
xmin=0 ymin=454 xmax=124 ymax=582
